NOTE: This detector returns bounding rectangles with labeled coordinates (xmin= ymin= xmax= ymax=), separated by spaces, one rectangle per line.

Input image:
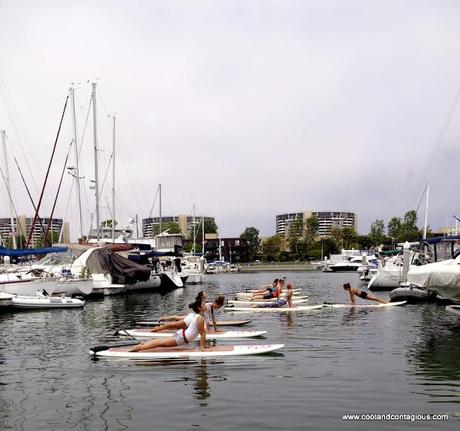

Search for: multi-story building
xmin=0 ymin=215 xmax=69 ymax=247
xmin=142 ymin=215 xmax=216 ymax=238
xmin=204 ymin=237 xmax=249 ymax=262
xmin=276 ymin=211 xmax=357 ymax=238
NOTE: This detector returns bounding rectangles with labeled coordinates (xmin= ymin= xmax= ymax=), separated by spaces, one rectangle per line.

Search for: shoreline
xmin=239 ymin=263 xmax=317 ymax=272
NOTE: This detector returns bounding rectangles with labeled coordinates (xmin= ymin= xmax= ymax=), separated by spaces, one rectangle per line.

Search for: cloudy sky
xmin=1 ymin=0 xmax=460 ymax=239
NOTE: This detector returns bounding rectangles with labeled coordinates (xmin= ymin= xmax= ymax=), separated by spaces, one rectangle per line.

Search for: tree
xmin=37 ymin=231 xmax=60 ymax=247
xmin=387 ymin=217 xmax=402 ymax=242
xmin=192 ymin=219 xmax=218 ymax=241
xmin=401 ymin=210 xmax=421 ymax=241
xmin=262 ymin=234 xmax=283 ymax=261
xmin=101 ymin=219 xmax=118 ymax=228
xmin=330 ymin=227 xmax=344 ymax=247
xmin=240 ymin=227 xmax=260 ymax=261
xmin=305 ymin=215 xmax=319 ymax=244
xmin=369 ymin=219 xmax=385 ymax=245
xmin=342 ymin=227 xmax=357 ymax=249
xmin=288 ymin=218 xmax=304 ymax=258
xmin=153 ymin=222 xmax=181 ymax=235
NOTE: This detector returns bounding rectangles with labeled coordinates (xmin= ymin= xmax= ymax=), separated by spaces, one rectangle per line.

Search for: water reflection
xmin=408 ymin=319 xmax=460 ymax=404
xmin=193 ymin=360 xmax=210 ymax=403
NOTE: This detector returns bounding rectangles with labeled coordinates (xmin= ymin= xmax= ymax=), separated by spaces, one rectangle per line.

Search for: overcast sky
xmin=1 ymin=0 xmax=460 ymax=240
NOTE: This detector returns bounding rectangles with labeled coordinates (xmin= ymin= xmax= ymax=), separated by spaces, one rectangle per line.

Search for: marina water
xmin=1 ymin=271 xmax=459 ymax=430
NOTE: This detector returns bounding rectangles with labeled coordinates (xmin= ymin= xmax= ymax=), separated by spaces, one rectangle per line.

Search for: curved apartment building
xmin=276 ymin=211 xmax=357 ymax=237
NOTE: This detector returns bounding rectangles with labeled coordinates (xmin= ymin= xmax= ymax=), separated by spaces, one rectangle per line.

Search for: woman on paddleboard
xmin=343 ymin=283 xmax=387 ymax=304
xmin=205 ymin=295 xmax=225 ymax=330
xmin=129 ymin=299 xmax=207 ymax=352
xmin=250 ymin=279 xmax=279 ymax=296
xmin=158 ymin=292 xmax=225 ymax=332
xmin=251 ymin=278 xmax=285 ymax=300
xmin=252 ymin=282 xmax=294 ymax=308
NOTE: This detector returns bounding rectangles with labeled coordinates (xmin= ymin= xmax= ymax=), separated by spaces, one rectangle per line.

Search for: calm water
xmin=1 ymin=271 xmax=459 ymax=430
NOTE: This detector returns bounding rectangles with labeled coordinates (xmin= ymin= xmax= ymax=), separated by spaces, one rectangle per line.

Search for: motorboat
xmin=367 ymin=251 xmax=428 ymax=291
xmin=389 ymin=285 xmax=437 ymax=303
xmin=10 ymin=291 xmax=85 ymax=309
xmin=446 ymin=305 xmax=460 ymax=316
xmin=324 ymin=256 xmax=365 ymax=272
xmin=0 ymin=292 xmax=13 ymax=307
xmin=407 ymin=255 xmax=460 ymax=304
xmin=406 ymin=236 xmax=460 ymax=304
xmin=181 ymin=255 xmax=205 ymax=284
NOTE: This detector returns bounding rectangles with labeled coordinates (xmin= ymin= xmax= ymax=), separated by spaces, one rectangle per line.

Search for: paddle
xmin=91 ymin=327 xmax=141 ymax=358
xmin=130 ymin=320 xmax=162 ymax=327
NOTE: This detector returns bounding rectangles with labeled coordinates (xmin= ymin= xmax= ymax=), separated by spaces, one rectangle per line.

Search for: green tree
xmin=101 ymin=219 xmax=118 ymax=228
xmin=262 ymin=234 xmax=283 ymax=261
xmin=401 ymin=210 xmax=421 ymax=241
xmin=240 ymin=227 xmax=260 ymax=261
xmin=153 ymin=222 xmax=181 ymax=235
xmin=342 ymin=227 xmax=357 ymax=249
xmin=288 ymin=218 xmax=304 ymax=258
xmin=330 ymin=227 xmax=344 ymax=247
xmin=387 ymin=217 xmax=402 ymax=242
xmin=191 ymin=219 xmax=218 ymax=241
xmin=305 ymin=215 xmax=319 ymax=244
xmin=37 ymin=231 xmax=60 ymax=247
xmin=369 ymin=219 xmax=385 ymax=245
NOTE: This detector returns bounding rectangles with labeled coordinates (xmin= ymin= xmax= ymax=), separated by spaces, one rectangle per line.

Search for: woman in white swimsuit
xmin=130 ymin=299 xmax=207 ymax=352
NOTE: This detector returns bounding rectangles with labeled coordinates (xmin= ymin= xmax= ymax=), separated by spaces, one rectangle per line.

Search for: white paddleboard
xmin=208 ymin=320 xmax=252 ymax=327
xmin=228 ymin=298 xmax=308 ymax=306
xmin=236 ymin=291 xmax=302 ymax=300
xmin=136 ymin=319 xmax=252 ymax=327
xmin=322 ymin=301 xmax=407 ymax=308
xmin=225 ymin=304 xmax=324 ymax=313
xmin=245 ymin=288 xmax=301 ymax=294
xmin=123 ymin=329 xmax=267 ymax=339
xmin=446 ymin=305 xmax=460 ymax=316
xmin=90 ymin=343 xmax=284 ymax=359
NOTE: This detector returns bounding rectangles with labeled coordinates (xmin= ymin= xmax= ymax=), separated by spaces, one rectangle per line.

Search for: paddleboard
xmin=322 ymin=301 xmax=407 ymax=308
xmin=225 ymin=304 xmax=324 ymax=313
xmin=90 ymin=343 xmax=285 ymax=359
xmin=135 ymin=320 xmax=252 ymax=327
xmin=228 ymin=298 xmax=308 ymax=306
xmin=446 ymin=305 xmax=460 ymax=316
xmin=246 ymin=288 xmax=301 ymax=293
xmin=236 ymin=291 xmax=302 ymax=300
xmin=208 ymin=320 xmax=252 ymax=327
xmin=122 ymin=329 xmax=267 ymax=339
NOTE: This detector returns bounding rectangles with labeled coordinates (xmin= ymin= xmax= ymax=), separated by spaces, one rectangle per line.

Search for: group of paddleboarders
xmin=251 ymin=278 xmax=295 ymax=308
xmin=129 ymin=291 xmax=225 ymax=352
xmin=247 ymin=278 xmax=387 ymax=307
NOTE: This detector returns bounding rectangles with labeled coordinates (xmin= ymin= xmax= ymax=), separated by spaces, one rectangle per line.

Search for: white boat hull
xmin=127 ymin=275 xmax=161 ymax=291
xmin=11 ymin=295 xmax=85 ymax=309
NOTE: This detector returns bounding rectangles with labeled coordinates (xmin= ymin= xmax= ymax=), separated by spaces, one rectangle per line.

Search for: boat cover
xmin=0 ymin=246 xmax=68 ymax=257
xmin=86 ymin=248 xmax=151 ymax=284
xmin=407 ymin=258 xmax=460 ymax=290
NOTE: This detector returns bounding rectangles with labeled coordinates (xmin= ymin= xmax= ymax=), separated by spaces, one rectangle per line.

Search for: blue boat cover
xmin=0 ymin=246 xmax=68 ymax=257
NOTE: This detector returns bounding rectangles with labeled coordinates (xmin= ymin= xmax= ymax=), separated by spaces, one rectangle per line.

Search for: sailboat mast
xmin=423 ymin=183 xmax=430 ymax=239
xmin=1 ymin=131 xmax=17 ymax=249
xmin=70 ymin=87 xmax=83 ymax=240
xmin=111 ymin=114 xmax=116 ymax=242
xmin=192 ymin=204 xmax=196 ymax=254
xmin=159 ymin=183 xmax=162 ymax=234
xmin=202 ymin=216 xmax=205 ymax=256
xmin=92 ymin=83 xmax=100 ymax=241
